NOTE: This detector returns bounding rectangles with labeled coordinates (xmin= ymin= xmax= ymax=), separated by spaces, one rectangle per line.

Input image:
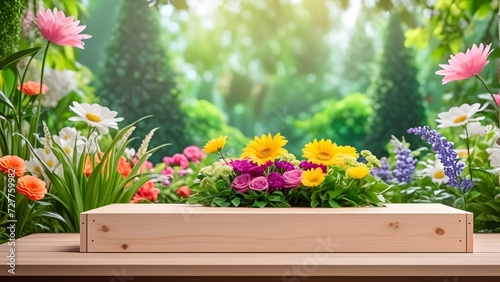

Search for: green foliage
xmin=365 ymin=13 xmax=428 ymax=157
xmin=296 ymin=93 xmax=373 ymax=149
xmin=182 ymin=99 xmax=249 ymax=152
xmin=97 ymin=0 xmax=189 ymax=161
xmin=0 ymin=0 xmax=22 ymax=61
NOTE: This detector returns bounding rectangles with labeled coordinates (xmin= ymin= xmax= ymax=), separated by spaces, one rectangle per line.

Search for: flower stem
xmin=218 ymin=150 xmax=228 ymax=164
xmin=463 ymin=126 xmax=473 ymax=180
xmin=475 ymin=75 xmax=499 ymax=110
xmin=29 ymin=41 xmax=50 ymax=148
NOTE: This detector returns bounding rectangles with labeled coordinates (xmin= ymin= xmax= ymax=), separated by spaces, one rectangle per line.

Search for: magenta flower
xmin=170 ymin=153 xmax=190 ymax=169
xmin=283 ymin=169 xmax=302 ymax=189
xmin=36 ymin=7 xmax=91 ymax=49
xmin=249 ymin=176 xmax=269 ymax=192
xmin=183 ymin=146 xmax=206 ymax=164
xmin=161 ymin=166 xmax=175 ymax=178
xmin=232 ymin=174 xmax=253 ymax=193
xmin=436 ymin=43 xmax=493 ymax=84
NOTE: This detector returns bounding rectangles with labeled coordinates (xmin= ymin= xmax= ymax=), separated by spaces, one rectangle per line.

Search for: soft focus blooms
xmin=176 ymin=186 xmax=193 ymax=198
xmin=117 ymin=157 xmax=132 ymax=179
xmin=17 ymin=81 xmax=48 ymax=96
xmin=179 ymin=168 xmax=194 ymax=177
xmin=495 ymin=94 xmax=500 ymax=106
xmin=392 ymin=139 xmax=417 ymax=183
xmin=422 ymin=159 xmax=449 ymax=185
xmin=436 ymin=103 xmax=484 ymax=128
xmin=69 ymin=102 xmax=124 ymax=135
xmin=249 ymin=176 xmax=269 ymax=191
xmin=25 ymin=160 xmax=43 ymax=178
xmin=283 ymin=169 xmax=303 ymax=189
xmin=486 ymin=143 xmax=500 ymax=168
xmin=436 ymin=43 xmax=493 ymax=84
xmin=459 ymin=121 xmax=492 ymax=139
xmin=301 ymin=168 xmax=325 ymax=187
xmin=170 ymin=153 xmax=189 ymax=169
xmin=203 ymin=135 xmax=227 ymax=153
xmin=274 ymin=161 xmax=296 ymax=172
xmin=130 ymin=181 xmax=160 ymax=203
xmin=163 ymin=179 xmax=170 ymax=186
xmin=455 ymin=148 xmax=473 ymax=158
xmin=232 ymin=173 xmax=253 ymax=193
xmin=0 ymin=155 xmax=26 ymax=177
xmin=183 ymin=146 xmax=206 ymax=164
xmin=39 ymin=68 xmax=79 ymax=107
xmin=17 ymin=175 xmax=47 ymax=201
xmin=32 ymin=148 xmax=62 ymax=175
xmin=229 ymin=159 xmax=268 ymax=177
xmin=85 ymin=131 xmax=102 ymax=154
xmin=36 ymin=7 xmax=92 ymax=49
xmin=370 ymin=157 xmax=393 ymax=182
xmin=161 ymin=166 xmax=175 ymax=178
xmin=346 ymin=166 xmax=370 ymax=179
xmin=125 ymin=148 xmax=136 ymax=160
xmin=267 ymin=172 xmax=285 ymax=192
xmin=83 ymin=152 xmax=106 ymax=178
xmin=241 ymin=133 xmax=288 ymax=165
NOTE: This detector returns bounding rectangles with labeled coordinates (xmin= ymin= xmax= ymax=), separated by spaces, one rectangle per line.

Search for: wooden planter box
xmin=80 ymin=203 xmax=473 ymax=253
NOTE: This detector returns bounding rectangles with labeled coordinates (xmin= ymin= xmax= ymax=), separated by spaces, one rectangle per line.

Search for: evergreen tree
xmin=0 ymin=0 xmax=22 ymax=60
xmin=97 ymin=0 xmax=189 ymax=160
xmin=365 ymin=13 xmax=427 ymax=157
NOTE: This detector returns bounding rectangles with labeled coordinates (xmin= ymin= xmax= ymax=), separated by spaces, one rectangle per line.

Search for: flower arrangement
xmin=375 ymin=43 xmax=500 ymax=232
xmin=186 ymin=134 xmax=389 ymax=208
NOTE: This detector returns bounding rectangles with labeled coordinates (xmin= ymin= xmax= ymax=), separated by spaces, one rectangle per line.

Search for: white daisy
xmin=69 ymin=102 xmax=124 ymax=135
xmin=459 ymin=121 xmax=493 ymax=139
xmin=58 ymin=127 xmax=79 ymax=143
xmin=422 ymin=159 xmax=449 ymax=185
xmin=25 ymin=159 xmax=43 ymax=177
xmin=454 ymin=148 xmax=473 ymax=158
xmin=436 ymin=103 xmax=484 ymax=128
xmin=31 ymin=148 xmax=63 ymax=177
xmin=53 ymin=135 xmax=85 ymax=158
xmin=486 ymin=143 xmax=500 ymax=168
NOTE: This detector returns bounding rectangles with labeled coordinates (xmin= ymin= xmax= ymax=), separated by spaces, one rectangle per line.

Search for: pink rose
xmin=161 ymin=166 xmax=175 ymax=178
xmin=232 ymin=174 xmax=253 ymax=193
xmin=283 ymin=169 xmax=302 ymax=189
xmin=249 ymin=176 xmax=269 ymax=192
xmin=171 ymin=153 xmax=190 ymax=169
xmin=163 ymin=157 xmax=172 ymax=166
xmin=183 ymin=146 xmax=206 ymax=164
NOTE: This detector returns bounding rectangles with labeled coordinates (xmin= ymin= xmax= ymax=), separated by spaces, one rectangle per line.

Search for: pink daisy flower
xmin=36 ymin=7 xmax=91 ymax=49
xmin=436 ymin=43 xmax=493 ymax=84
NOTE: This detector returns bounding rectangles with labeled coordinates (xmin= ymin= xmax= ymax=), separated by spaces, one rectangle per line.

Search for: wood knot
xmin=389 ymin=222 xmax=400 ymax=230
xmin=121 ymin=244 xmax=128 ymax=250
xmin=101 ymin=225 xmax=109 ymax=232
xmin=435 ymin=228 xmax=445 ymax=235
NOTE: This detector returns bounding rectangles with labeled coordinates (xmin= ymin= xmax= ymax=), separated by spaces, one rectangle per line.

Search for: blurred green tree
xmin=0 ymin=0 xmax=22 ymax=61
xmin=365 ymin=13 xmax=428 ymax=157
xmin=96 ymin=0 xmax=189 ymax=159
xmin=296 ymin=93 xmax=373 ymax=150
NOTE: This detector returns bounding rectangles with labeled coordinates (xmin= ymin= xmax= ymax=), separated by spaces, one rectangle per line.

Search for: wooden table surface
xmin=1 ymin=233 xmax=500 ymax=280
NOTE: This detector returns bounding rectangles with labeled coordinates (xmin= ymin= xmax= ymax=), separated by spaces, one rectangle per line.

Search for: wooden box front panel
xmin=81 ymin=204 xmax=472 ymax=253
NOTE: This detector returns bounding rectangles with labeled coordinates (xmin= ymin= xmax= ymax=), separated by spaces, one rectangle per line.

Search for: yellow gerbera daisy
xmin=240 ymin=133 xmax=288 ymax=165
xmin=302 ymin=139 xmax=338 ymax=166
xmin=346 ymin=165 xmax=370 ymax=179
xmin=333 ymin=145 xmax=359 ymax=167
xmin=302 ymin=168 xmax=325 ymax=187
xmin=203 ymin=135 xmax=227 ymax=153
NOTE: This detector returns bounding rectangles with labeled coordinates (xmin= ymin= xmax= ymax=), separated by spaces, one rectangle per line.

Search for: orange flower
xmin=17 ymin=81 xmax=48 ymax=96
xmin=0 ymin=155 xmax=26 ymax=177
xmin=84 ymin=152 xmax=108 ymax=177
xmin=130 ymin=181 xmax=160 ymax=203
xmin=176 ymin=186 xmax=192 ymax=198
xmin=17 ymin=175 xmax=47 ymax=201
xmin=117 ymin=157 xmax=132 ymax=179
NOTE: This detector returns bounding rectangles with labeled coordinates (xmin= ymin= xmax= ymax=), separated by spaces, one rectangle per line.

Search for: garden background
xmin=1 ymin=0 xmax=500 ymax=240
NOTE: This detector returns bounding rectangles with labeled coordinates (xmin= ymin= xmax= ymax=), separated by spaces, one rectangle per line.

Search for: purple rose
xmin=249 ymin=176 xmax=269 ymax=192
xmin=283 ymin=169 xmax=302 ymax=189
xmin=232 ymin=174 xmax=253 ymax=193
xmin=267 ymin=172 xmax=284 ymax=192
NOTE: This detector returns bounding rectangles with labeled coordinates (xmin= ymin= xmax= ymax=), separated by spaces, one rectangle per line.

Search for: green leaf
xmin=213 ymin=197 xmax=231 ymax=207
xmin=0 ymin=47 xmax=41 ymax=71
xmin=231 ymin=197 xmax=241 ymax=207
xmin=328 ymin=199 xmax=340 ymax=208
xmin=252 ymin=200 xmax=268 ymax=208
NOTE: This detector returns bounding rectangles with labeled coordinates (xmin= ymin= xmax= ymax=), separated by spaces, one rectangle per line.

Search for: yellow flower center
xmin=434 ymin=170 xmax=445 ymax=179
xmin=309 ymin=177 xmax=319 ymax=183
xmin=34 ymin=166 xmax=41 ymax=174
xmin=64 ymin=147 xmax=71 ymax=154
xmin=453 ymin=114 xmax=467 ymax=124
xmin=86 ymin=113 xmax=101 ymax=122
xmin=65 ymin=135 xmax=70 ymax=139
xmin=317 ymin=152 xmax=332 ymax=161
xmin=457 ymin=151 xmax=468 ymax=158
xmin=258 ymin=148 xmax=272 ymax=158
xmin=46 ymin=160 xmax=54 ymax=168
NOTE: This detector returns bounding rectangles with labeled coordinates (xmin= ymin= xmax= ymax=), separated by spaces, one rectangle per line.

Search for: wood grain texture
xmin=467 ymin=213 xmax=474 ymax=253
xmin=81 ymin=203 xmax=472 ymax=253
xmin=80 ymin=213 xmax=87 ymax=253
xmin=0 ymin=233 xmax=499 ymax=277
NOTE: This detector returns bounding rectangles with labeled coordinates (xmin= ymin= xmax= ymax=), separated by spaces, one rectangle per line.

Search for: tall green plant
xmin=0 ymin=0 xmax=22 ymax=61
xmin=97 ymin=0 xmax=189 ymax=161
xmin=365 ymin=13 xmax=428 ymax=157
